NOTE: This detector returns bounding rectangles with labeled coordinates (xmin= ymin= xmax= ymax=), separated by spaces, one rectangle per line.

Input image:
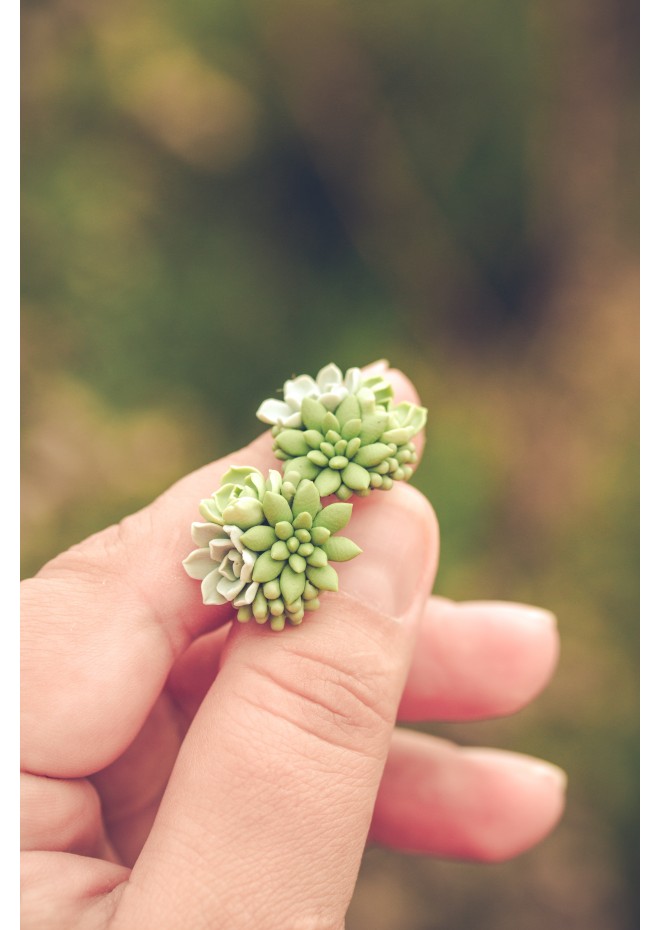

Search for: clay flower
xmin=256 ymin=363 xmax=393 ymax=428
xmin=257 ymin=364 xmax=427 ymax=500
xmin=183 ymin=466 xmax=361 ymax=631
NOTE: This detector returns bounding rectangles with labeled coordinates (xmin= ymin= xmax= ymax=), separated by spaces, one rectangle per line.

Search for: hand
xmin=21 ymin=369 xmax=565 ymax=930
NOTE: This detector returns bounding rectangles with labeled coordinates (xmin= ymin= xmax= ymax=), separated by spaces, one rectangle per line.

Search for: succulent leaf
xmin=322 ymin=536 xmax=363 ymax=562
xmin=252 ymin=552 xmax=286 ymax=583
xmin=313 ymin=502 xmax=353 ymax=533
xmin=262 ymin=491 xmax=293 ymax=527
xmin=281 ymin=565 xmax=307 ymax=604
xmin=306 ymin=564 xmax=339 ymax=592
xmin=241 ymin=525 xmax=277 ymax=551
xmin=275 ymin=429 xmax=310 ymax=457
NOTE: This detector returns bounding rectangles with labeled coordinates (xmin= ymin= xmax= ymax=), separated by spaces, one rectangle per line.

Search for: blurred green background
xmin=22 ymin=0 xmax=639 ymax=927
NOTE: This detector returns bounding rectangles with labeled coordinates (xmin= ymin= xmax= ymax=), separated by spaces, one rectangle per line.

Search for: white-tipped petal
xmin=240 ymin=549 xmax=256 ymax=582
xmin=282 ymin=411 xmax=303 ymax=428
xmin=218 ymin=553 xmax=238 ymax=581
xmin=217 ymin=575 xmax=245 ymax=601
xmin=226 ymin=525 xmax=244 ymax=552
xmin=319 ymin=386 xmax=348 ymax=410
xmin=343 ymin=367 xmax=363 ymax=393
xmin=191 ymin=522 xmax=223 ymax=547
xmin=267 ymin=469 xmax=283 ymax=494
xmin=234 ymin=580 xmax=259 ymax=607
xmin=283 ymin=374 xmax=319 ymax=410
xmin=316 ymin=363 xmax=343 ymax=392
xmin=256 ymin=398 xmax=295 ymax=425
xmin=209 ymin=537 xmax=234 ymax=561
xmin=183 ymin=548 xmax=217 ymax=580
xmin=201 ymin=568 xmax=228 ymax=605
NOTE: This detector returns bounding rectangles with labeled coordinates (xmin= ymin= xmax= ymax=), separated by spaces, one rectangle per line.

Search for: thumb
xmin=115 ymin=483 xmax=438 ymax=930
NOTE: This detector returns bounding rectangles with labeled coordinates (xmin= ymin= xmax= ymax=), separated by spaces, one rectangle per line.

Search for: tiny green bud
xmin=252 ymin=590 xmax=268 ymax=620
xmin=298 ymin=542 xmax=314 ymax=557
xmin=270 ymin=540 xmax=290 ymax=561
xmin=263 ymin=579 xmax=281 ymax=599
xmin=293 ymin=511 xmax=312 ymax=530
xmin=342 ymin=462 xmax=370 ymax=491
xmin=289 ymin=553 xmax=307 ymax=574
xmin=295 ymin=528 xmax=311 ymax=543
xmin=303 ymin=581 xmax=319 ymax=600
xmin=308 ymin=450 xmax=329 ymax=467
xmin=320 ymin=441 xmax=335 ymax=459
xmin=311 ymin=526 xmax=331 ymax=545
xmin=303 ymin=429 xmax=324 ymax=449
xmin=341 ymin=418 xmax=362 ymax=440
xmin=307 ymin=547 xmax=328 ymax=568
xmin=287 ymin=536 xmax=300 ymax=552
xmin=275 ymin=521 xmax=294 ymax=540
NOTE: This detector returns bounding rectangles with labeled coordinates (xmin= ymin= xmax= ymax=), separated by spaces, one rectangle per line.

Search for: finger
xmin=166 ymin=597 xmax=559 ymax=725
xmin=371 ymin=729 xmax=567 ymax=861
xmin=398 ymin=598 xmax=560 ymax=721
xmin=20 ymin=773 xmax=111 ymax=859
xmin=113 ymin=483 xmax=439 ymax=930
xmin=21 ymin=367 xmax=423 ymax=778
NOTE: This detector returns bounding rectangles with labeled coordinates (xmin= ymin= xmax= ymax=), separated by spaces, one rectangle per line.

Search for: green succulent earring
xmin=184 ymin=364 xmax=426 ymax=630
xmin=183 ymin=466 xmax=362 ymax=631
xmin=256 ymin=363 xmax=427 ymax=500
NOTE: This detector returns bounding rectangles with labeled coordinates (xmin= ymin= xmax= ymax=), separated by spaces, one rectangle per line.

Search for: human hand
xmin=21 ymin=369 xmax=565 ymax=930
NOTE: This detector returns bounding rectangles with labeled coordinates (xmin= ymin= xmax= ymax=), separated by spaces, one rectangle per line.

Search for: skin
xmin=21 ymin=369 xmax=566 ymax=930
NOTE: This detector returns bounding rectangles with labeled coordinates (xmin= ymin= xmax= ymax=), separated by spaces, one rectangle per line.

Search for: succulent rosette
xmin=257 ymin=363 xmax=427 ymax=500
xmin=183 ymin=465 xmax=361 ymax=631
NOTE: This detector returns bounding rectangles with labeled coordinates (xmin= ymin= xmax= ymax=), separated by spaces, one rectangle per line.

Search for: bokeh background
xmin=22 ymin=0 xmax=639 ymax=927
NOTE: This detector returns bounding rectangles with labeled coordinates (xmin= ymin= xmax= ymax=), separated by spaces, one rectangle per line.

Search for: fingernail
xmin=467 ymin=748 xmax=568 ymax=792
xmin=362 ymin=358 xmax=390 ymax=374
xmin=464 ymin=601 xmax=557 ymax=629
xmin=338 ymin=485 xmax=436 ymax=619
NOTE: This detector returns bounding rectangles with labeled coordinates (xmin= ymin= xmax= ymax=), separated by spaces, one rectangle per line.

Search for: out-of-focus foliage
xmin=22 ymin=0 xmax=638 ymax=927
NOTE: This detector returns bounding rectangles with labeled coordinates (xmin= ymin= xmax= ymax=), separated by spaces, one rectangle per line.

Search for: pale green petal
xmin=191 ymin=522 xmax=222 ymax=547
xmin=199 ymin=497 xmax=223 ymax=524
xmin=201 ymin=568 xmax=228 ymax=605
xmin=183 ymin=549 xmax=217 ymax=580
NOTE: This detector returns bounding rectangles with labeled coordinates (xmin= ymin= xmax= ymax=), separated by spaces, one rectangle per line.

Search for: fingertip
xmin=461 ymin=748 xmax=567 ymax=862
xmin=382 ymin=367 xmax=423 ymax=408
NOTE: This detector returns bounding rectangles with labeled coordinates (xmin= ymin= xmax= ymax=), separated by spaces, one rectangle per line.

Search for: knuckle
xmin=238 ymin=646 xmax=398 ymax=759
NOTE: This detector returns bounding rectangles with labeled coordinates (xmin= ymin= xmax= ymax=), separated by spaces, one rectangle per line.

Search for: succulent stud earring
xmin=183 ymin=363 xmax=425 ymax=630
xmin=257 ymin=363 xmax=427 ymax=500
xmin=183 ymin=466 xmax=361 ymax=631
